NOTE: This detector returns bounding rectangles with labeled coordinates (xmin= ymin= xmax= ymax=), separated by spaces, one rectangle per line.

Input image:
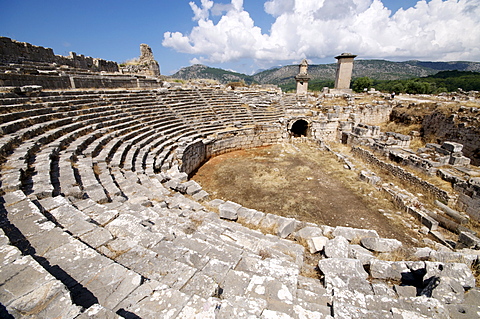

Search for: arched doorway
xmin=290 ymin=119 xmax=309 ymax=137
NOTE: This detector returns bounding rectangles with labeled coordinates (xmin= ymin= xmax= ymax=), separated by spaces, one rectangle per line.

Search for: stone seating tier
xmin=0 ymin=87 xmax=478 ymax=318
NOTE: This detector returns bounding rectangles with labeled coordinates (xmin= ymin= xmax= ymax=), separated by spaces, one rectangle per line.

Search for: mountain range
xmin=170 ymin=60 xmax=480 ymax=87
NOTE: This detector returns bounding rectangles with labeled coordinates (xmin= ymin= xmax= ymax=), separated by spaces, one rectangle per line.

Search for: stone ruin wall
xmin=0 ymin=37 xmax=163 ymax=90
xmin=351 ymin=146 xmax=454 ymax=205
xmin=0 ymin=37 xmax=118 ymax=72
xmin=178 ymin=125 xmax=284 ymax=175
xmin=422 ymin=111 xmax=480 ymax=166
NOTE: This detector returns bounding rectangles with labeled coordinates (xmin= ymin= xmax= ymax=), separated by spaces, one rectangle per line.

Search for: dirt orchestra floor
xmin=192 ymin=143 xmax=423 ymax=246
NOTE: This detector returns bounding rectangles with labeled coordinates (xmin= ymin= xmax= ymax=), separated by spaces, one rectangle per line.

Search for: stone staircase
xmin=0 ymin=88 xmax=478 ymax=318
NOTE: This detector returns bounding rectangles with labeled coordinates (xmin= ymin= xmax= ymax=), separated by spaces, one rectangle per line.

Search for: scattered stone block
xmin=275 ymin=216 xmax=297 ymax=238
xmin=294 ymin=226 xmax=324 ymax=243
xmin=306 ymin=236 xmax=329 ymax=254
xmin=457 ymin=231 xmax=480 ymax=249
xmin=349 ymin=244 xmax=375 ymax=265
xmin=442 ymin=141 xmax=463 ymax=153
xmin=369 ymin=260 xmax=409 ymax=281
xmin=361 ymin=237 xmax=402 ymax=253
xmin=393 ymin=285 xmax=417 ymax=298
xmin=424 ymin=262 xmax=476 ymax=289
xmin=332 ymin=226 xmax=379 ymax=241
xmin=324 ymin=236 xmax=349 ymax=258
xmin=208 ymin=198 xmax=225 ymax=208
xmin=219 ymin=201 xmax=241 ymax=221
xmin=421 ymin=276 xmax=465 ymax=304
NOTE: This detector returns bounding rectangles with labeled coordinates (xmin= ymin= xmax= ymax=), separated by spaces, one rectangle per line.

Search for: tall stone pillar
xmin=295 ymin=59 xmax=311 ymax=95
xmin=334 ymin=53 xmax=357 ymax=91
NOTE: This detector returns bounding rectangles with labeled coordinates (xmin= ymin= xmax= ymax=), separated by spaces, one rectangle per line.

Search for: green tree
xmin=352 ymin=77 xmax=373 ymax=93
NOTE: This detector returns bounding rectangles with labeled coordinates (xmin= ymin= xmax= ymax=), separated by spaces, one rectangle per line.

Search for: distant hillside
xmin=171 ymin=60 xmax=480 ymax=87
xmin=171 ymin=64 xmax=255 ymax=84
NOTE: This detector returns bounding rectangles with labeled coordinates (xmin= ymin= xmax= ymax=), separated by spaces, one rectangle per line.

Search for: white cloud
xmin=163 ymin=0 xmax=480 ymax=68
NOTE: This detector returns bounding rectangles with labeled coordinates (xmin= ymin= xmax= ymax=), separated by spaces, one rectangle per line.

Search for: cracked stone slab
xmin=43 ymin=239 xmax=113 ymax=288
xmin=219 ymin=201 xmax=242 ymax=221
xmin=332 ymin=226 xmax=379 ymax=241
xmin=324 ymin=236 xmax=349 ymax=258
xmin=0 ymin=255 xmax=80 ymax=318
xmin=361 ymin=237 xmax=402 ymax=253
xmin=121 ymin=284 xmax=190 ymax=319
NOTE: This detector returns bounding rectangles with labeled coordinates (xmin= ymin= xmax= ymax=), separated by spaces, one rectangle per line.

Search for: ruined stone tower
xmin=334 ymin=53 xmax=357 ymax=92
xmin=120 ymin=43 xmax=161 ymax=77
xmin=295 ymin=59 xmax=311 ymax=95
xmin=138 ymin=44 xmax=160 ymax=76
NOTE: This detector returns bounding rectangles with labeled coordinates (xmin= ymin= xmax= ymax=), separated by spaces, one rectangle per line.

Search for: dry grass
xmin=380 ymin=122 xmax=422 ymax=136
xmin=300 ymin=251 xmax=322 ymax=280
xmin=194 ymin=142 xmax=423 ymax=245
xmin=376 ymin=247 xmax=418 ymax=262
xmin=472 ymin=260 xmax=480 ymax=288
xmin=92 ymin=164 xmax=102 ymax=176
xmin=321 ymin=96 xmax=349 ymax=107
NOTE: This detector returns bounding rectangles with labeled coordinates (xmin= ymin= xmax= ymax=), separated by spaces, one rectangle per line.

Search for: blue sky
xmin=1 ymin=0 xmax=479 ymax=75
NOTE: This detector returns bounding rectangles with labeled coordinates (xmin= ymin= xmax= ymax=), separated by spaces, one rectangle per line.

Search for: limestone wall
xmin=178 ymin=125 xmax=284 ymax=175
xmin=351 ymin=146 xmax=454 ymax=205
xmin=439 ymin=169 xmax=480 ymax=221
xmin=0 ymin=73 xmax=71 ymax=89
xmin=456 ymin=179 xmax=480 ymax=221
xmin=422 ymin=111 xmax=480 ymax=166
xmin=353 ymin=104 xmax=392 ymax=125
xmin=0 ymin=37 xmax=118 ymax=72
xmin=0 ymin=71 xmax=162 ymax=89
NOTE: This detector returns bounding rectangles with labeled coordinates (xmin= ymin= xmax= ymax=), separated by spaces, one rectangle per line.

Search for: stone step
xmin=1 ymin=193 xmax=143 ymax=312
xmin=0 ymin=229 xmax=81 ymax=318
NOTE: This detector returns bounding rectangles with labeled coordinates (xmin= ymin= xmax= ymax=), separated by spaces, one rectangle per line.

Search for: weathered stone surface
xmin=275 ymin=216 xmax=297 ymax=238
xmin=421 ymin=276 xmax=465 ymax=304
xmin=176 ymin=295 xmax=221 ymax=318
xmin=424 ymin=262 xmax=476 ymax=289
xmin=391 ymin=307 xmax=431 ymax=319
xmin=122 ymin=285 xmax=189 ymax=319
xmin=369 ymin=260 xmax=409 ymax=281
xmin=219 ymin=201 xmax=241 ymax=221
xmin=306 ymin=236 xmax=329 ymax=254
xmin=393 ymin=285 xmax=417 ymax=298
xmin=76 ymin=304 xmax=119 ymax=318
xmin=324 ymin=236 xmax=349 ymax=258
xmin=294 ymin=226 xmax=324 ymax=242
xmin=0 ymin=255 xmax=80 ymax=319
xmin=332 ymin=226 xmax=379 ymax=241
xmin=349 ymin=244 xmax=375 ymax=265
xmin=216 ymin=296 xmax=267 ymax=318
xmin=361 ymin=237 xmax=402 ymax=253
xmin=318 ymin=258 xmax=370 ymax=293
xmin=457 ymin=231 xmax=480 ymax=249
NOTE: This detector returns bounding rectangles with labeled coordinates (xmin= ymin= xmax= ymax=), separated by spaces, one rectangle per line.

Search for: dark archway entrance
xmin=290 ymin=119 xmax=309 ymax=137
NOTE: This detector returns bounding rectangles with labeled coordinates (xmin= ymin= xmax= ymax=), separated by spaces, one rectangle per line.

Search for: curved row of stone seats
xmin=0 ymin=87 xmax=333 ymax=316
xmin=0 ymin=228 xmax=81 ymax=318
xmin=198 ymin=89 xmax=258 ymax=126
xmin=1 ymin=192 xmax=147 ymax=315
xmin=2 ymin=174 xmax=326 ymax=317
xmin=158 ymin=90 xmax=229 ymax=133
xmin=2 ymin=87 xmax=477 ymax=318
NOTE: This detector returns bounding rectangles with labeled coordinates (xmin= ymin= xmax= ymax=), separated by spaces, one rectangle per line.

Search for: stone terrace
xmin=0 ymin=85 xmax=478 ymax=319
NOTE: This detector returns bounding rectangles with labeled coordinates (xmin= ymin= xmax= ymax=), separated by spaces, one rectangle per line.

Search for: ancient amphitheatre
xmin=0 ymin=37 xmax=480 ymax=318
